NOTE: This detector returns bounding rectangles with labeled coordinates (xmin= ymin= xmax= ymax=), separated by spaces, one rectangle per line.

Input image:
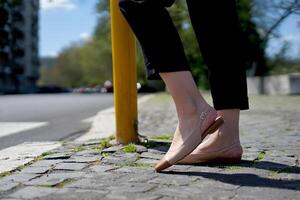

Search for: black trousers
xmin=118 ymin=0 xmax=249 ymax=110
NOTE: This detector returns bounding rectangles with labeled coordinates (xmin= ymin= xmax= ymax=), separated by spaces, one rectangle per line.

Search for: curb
xmin=75 ymin=94 xmax=156 ymax=142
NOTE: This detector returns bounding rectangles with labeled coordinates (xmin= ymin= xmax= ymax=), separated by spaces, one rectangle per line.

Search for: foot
xmin=154 ymin=104 xmax=224 ymax=172
xmin=177 ymin=134 xmax=243 ymax=164
xmin=177 ymin=111 xmax=243 ymax=164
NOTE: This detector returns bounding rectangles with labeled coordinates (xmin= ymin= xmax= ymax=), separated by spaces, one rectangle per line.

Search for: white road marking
xmin=0 ymin=122 xmax=49 ymax=138
xmin=0 ymin=141 xmax=61 ymax=173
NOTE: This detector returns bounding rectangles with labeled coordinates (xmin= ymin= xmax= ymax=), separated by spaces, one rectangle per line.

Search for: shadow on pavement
xmin=161 ymin=170 xmax=300 ymax=190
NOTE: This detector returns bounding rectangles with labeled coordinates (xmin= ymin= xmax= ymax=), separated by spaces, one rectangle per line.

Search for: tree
xmin=253 ymin=0 xmax=300 ymax=43
xmin=39 ymin=43 xmax=84 ymax=88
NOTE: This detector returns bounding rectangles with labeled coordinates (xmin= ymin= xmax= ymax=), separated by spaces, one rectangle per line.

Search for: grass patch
xmin=117 ymin=162 xmax=153 ymax=168
xmin=72 ymin=145 xmax=89 ymax=153
xmin=108 ymin=134 xmax=116 ymax=141
xmin=149 ymin=135 xmax=173 ymax=140
xmin=254 ymin=151 xmax=266 ymax=162
xmin=101 ymin=152 xmax=110 ymax=157
xmin=268 ymin=170 xmax=279 ymax=178
xmin=0 ymin=171 xmax=12 ymax=179
xmin=122 ymin=143 xmax=137 ymax=153
xmin=222 ymin=166 xmax=242 ymax=170
xmin=269 ymin=167 xmax=298 ymax=174
xmin=140 ymin=140 xmax=160 ymax=149
xmin=0 ymin=155 xmax=45 ymax=179
xmin=41 ymin=151 xmax=56 ymax=157
xmin=99 ymin=138 xmax=112 ymax=149
xmin=55 ymin=179 xmax=76 ymax=188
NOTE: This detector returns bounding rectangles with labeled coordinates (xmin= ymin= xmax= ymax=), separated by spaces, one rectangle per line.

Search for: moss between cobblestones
xmin=72 ymin=145 xmax=89 ymax=153
xmin=255 ymin=151 xmax=266 ymax=162
xmin=55 ymin=178 xmax=76 ymax=188
xmin=101 ymin=152 xmax=110 ymax=157
xmin=269 ymin=167 xmax=298 ymax=174
xmin=99 ymin=138 xmax=112 ymax=149
xmin=0 ymin=171 xmax=12 ymax=179
xmin=222 ymin=166 xmax=242 ymax=170
xmin=71 ymin=136 xmax=115 ymax=154
xmin=0 ymin=155 xmax=45 ymax=180
xmin=140 ymin=140 xmax=160 ymax=149
xmin=41 ymin=151 xmax=56 ymax=157
xmin=266 ymin=167 xmax=298 ymax=178
xmin=116 ymin=162 xmax=154 ymax=168
xmin=122 ymin=143 xmax=137 ymax=153
xmin=149 ymin=135 xmax=173 ymax=140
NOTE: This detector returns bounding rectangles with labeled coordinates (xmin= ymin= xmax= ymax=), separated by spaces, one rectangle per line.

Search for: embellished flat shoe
xmin=177 ymin=141 xmax=243 ymax=165
xmin=154 ymin=108 xmax=224 ymax=172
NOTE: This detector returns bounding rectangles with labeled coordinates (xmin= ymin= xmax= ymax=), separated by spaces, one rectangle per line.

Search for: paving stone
xmin=148 ymin=175 xmax=199 ymax=186
xmin=0 ymin=180 xmax=19 ymax=192
xmin=140 ymin=152 xmax=163 ymax=160
xmin=64 ymin=155 xmax=102 ymax=163
xmin=135 ymin=158 xmax=157 ymax=165
xmin=128 ymin=174 xmax=159 ymax=183
xmin=101 ymin=153 xmax=139 ymax=165
xmin=1 ymin=173 xmax=40 ymax=183
xmin=20 ymin=166 xmax=51 ymax=174
xmin=29 ymin=159 xmax=62 ymax=167
xmin=235 ymin=186 xmax=297 ymax=200
xmin=134 ymin=195 xmax=163 ymax=200
xmin=82 ymin=140 xmax=102 ymax=146
xmin=43 ymin=188 xmax=109 ymax=200
xmin=106 ymin=182 xmax=156 ymax=193
xmin=43 ymin=153 xmax=72 ymax=160
xmin=152 ymin=186 xmax=205 ymax=199
xmin=65 ymin=178 xmax=106 ymax=190
xmin=133 ymin=144 xmax=148 ymax=153
xmin=25 ymin=172 xmax=86 ymax=186
xmin=53 ymin=163 xmax=88 ymax=171
xmin=73 ymin=150 xmax=100 ymax=156
xmin=6 ymin=186 xmax=59 ymax=199
xmin=113 ymin=166 xmax=152 ymax=174
xmin=89 ymin=165 xmax=119 ymax=173
xmin=101 ymin=145 xmax=123 ymax=153
xmin=148 ymin=145 xmax=169 ymax=153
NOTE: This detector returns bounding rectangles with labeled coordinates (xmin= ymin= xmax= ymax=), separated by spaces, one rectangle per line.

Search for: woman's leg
xmin=181 ymin=0 xmax=249 ymax=160
xmin=118 ymin=0 xmax=224 ymax=171
xmin=118 ymin=0 xmax=190 ymax=80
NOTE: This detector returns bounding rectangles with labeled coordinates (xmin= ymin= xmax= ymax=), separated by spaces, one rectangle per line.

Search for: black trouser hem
xmin=213 ymin=97 xmax=249 ymax=111
xmin=146 ymin=63 xmax=191 ymax=80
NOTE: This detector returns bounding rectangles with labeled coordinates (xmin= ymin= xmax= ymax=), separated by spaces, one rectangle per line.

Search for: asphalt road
xmin=0 ymin=93 xmax=114 ymax=150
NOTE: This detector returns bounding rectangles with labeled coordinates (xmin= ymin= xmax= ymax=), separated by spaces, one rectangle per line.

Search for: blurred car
xmin=137 ymin=83 xmax=158 ymax=93
xmin=100 ymin=80 xmax=159 ymax=93
xmin=37 ymin=85 xmax=70 ymax=93
xmin=101 ymin=80 xmax=113 ymax=93
xmin=73 ymin=85 xmax=101 ymax=93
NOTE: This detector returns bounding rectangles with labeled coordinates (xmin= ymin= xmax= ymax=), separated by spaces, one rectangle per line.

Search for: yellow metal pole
xmin=110 ymin=0 xmax=139 ymax=144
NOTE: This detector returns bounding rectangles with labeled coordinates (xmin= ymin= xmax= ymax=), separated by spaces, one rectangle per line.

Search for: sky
xmin=39 ymin=0 xmax=300 ymax=58
xmin=39 ymin=0 xmax=98 ymax=57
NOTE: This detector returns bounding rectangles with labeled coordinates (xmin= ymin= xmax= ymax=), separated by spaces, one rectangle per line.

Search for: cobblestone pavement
xmin=0 ymin=92 xmax=299 ymax=199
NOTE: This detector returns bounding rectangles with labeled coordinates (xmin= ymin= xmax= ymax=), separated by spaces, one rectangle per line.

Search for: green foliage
xmin=122 ymin=143 xmax=137 ymax=153
xmin=237 ymin=0 xmax=267 ymax=76
xmin=99 ymin=138 xmax=112 ymax=149
xmin=39 ymin=0 xmax=270 ymax=88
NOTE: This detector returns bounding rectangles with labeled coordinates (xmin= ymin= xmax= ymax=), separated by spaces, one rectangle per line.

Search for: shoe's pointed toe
xmin=153 ymin=109 xmax=224 ymax=172
xmin=154 ymin=158 xmax=172 ymax=172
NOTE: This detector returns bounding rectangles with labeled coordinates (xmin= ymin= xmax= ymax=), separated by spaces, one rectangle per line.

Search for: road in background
xmin=0 ymin=93 xmax=114 ymax=150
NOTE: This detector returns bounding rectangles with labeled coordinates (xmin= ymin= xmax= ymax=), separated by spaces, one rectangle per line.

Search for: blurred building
xmin=0 ymin=0 xmax=39 ymax=94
